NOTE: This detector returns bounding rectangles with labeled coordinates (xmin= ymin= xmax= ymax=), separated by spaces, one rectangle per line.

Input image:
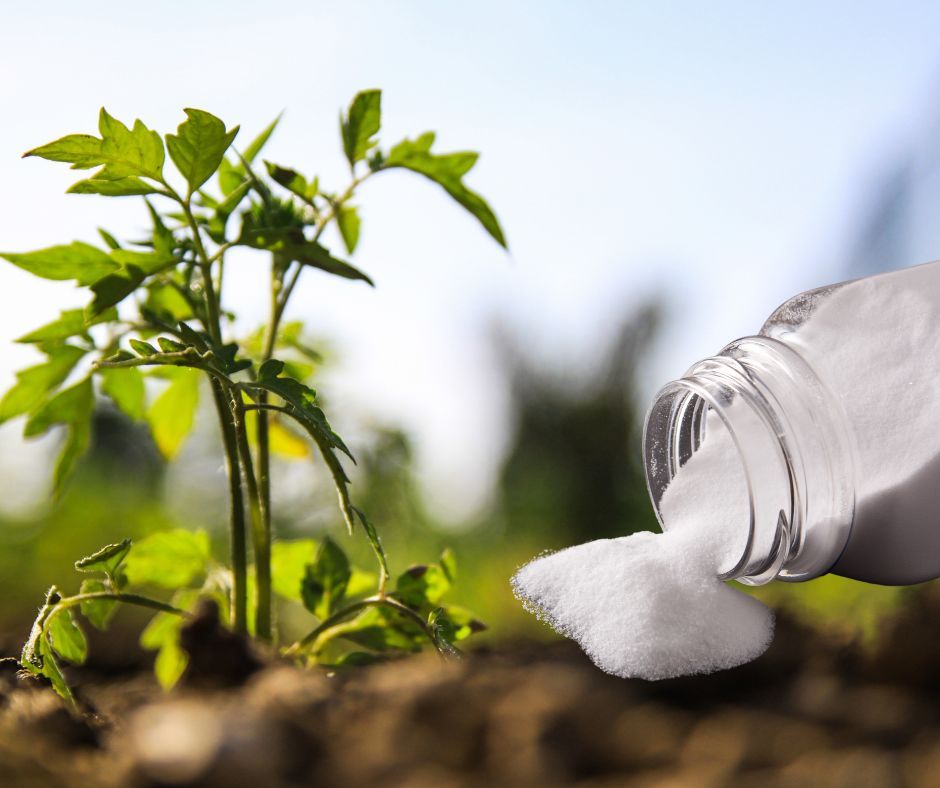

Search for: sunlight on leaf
xmin=341 ymin=89 xmax=381 ymax=167
xmin=47 ymin=608 xmax=88 ymax=665
xmin=124 ymin=529 xmax=211 ymax=588
xmin=167 ymin=109 xmax=239 ymax=193
xmin=147 ymin=368 xmax=200 ymax=459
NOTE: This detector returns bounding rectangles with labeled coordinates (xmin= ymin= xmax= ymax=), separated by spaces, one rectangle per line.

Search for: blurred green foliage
xmin=493 ymin=304 xmax=662 ymax=546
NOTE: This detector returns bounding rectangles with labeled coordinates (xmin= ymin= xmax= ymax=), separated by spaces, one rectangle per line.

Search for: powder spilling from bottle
xmin=512 ymin=413 xmax=774 ymax=680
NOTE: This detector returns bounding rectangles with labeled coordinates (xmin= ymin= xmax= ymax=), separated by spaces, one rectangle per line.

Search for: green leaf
xmin=338 ymin=607 xmax=423 ymax=653
xmin=427 ymin=607 xmax=462 ymax=656
xmin=157 ymin=337 xmax=187 ymax=353
xmin=337 ymin=204 xmax=361 ymax=254
xmin=103 ymin=348 xmax=134 ymax=363
xmin=217 ymin=156 xmax=243 ymax=196
xmin=176 ymin=322 xmax=209 ymax=352
xmin=24 ymin=378 xmax=95 ymax=490
xmin=139 ymin=609 xmax=181 ymax=650
xmin=67 ymin=177 xmax=159 ymax=196
xmin=25 ymin=111 xmax=164 ymax=184
xmin=271 ymin=539 xmax=317 ymax=601
xmin=154 ymin=639 xmax=188 ymax=690
xmin=145 ymin=198 xmax=175 ymax=258
xmin=23 ymin=376 xmax=92 ymax=436
xmin=268 ymin=418 xmax=311 ymax=459
xmin=253 ymin=363 xmax=358 ymax=534
xmin=243 ymin=113 xmax=281 ymax=164
xmin=109 ymin=249 xmax=176 ymax=273
xmin=47 ymin=608 xmax=88 ymax=665
xmin=263 ymin=161 xmax=310 ymax=201
xmin=256 ymin=363 xmax=351 ymax=456
xmin=301 ymin=537 xmax=350 ymax=619
xmin=381 ymin=132 xmax=506 ymax=247
xmin=130 ymin=339 xmax=158 ymax=357
xmin=98 ymin=228 xmax=121 ymax=250
xmin=218 ymin=114 xmax=281 ymax=196
xmin=146 ymin=368 xmax=200 ymax=460
xmin=53 ymin=419 xmax=93 ymax=492
xmin=0 ymin=344 xmax=86 ymax=424
xmin=124 ymin=529 xmax=211 ymax=588
xmin=1 ymin=242 xmax=119 ymax=285
xmin=341 ymin=90 xmax=381 ymax=167
xmin=353 ymin=507 xmax=389 ymax=587
xmin=166 ymin=109 xmax=239 ymax=192
xmin=215 ymin=177 xmax=252 ymax=221
xmin=23 ymin=134 xmax=105 ymax=169
xmin=144 ymin=282 xmax=192 ymax=322
xmin=16 ymin=307 xmax=117 ymax=345
xmin=238 ymin=198 xmax=305 ymax=249
xmin=140 ymin=606 xmax=190 ymax=691
xmin=278 ymin=322 xmax=323 ymax=365
xmin=395 ymin=564 xmax=450 ymax=609
xmin=214 ymin=342 xmax=253 ymax=374
xmin=75 ymin=538 xmax=132 ymax=576
xmin=332 ymin=651 xmax=382 ymax=667
xmin=347 ymin=567 xmax=378 ymax=598
xmin=258 ymin=358 xmax=284 ymax=379
xmin=87 ymin=264 xmax=147 ymax=317
xmin=287 ymin=240 xmax=373 ymax=285
xmin=97 ymin=109 xmax=165 ymax=181
xmin=38 ymin=636 xmax=74 ymax=702
xmin=100 ymin=367 xmax=146 ymax=420
xmin=79 ymin=578 xmax=119 ymax=630
xmin=440 ymin=548 xmax=457 ymax=583
xmin=438 ymin=605 xmax=486 ymax=641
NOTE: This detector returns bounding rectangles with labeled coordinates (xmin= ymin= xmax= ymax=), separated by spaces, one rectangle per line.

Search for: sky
xmin=2 ymin=1 xmax=940 ymax=519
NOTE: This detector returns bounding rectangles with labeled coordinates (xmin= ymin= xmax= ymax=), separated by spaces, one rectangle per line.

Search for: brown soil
xmin=2 ymin=594 xmax=940 ymax=788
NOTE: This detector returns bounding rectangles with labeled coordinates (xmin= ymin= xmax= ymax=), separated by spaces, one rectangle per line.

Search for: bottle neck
xmin=643 ymin=335 xmax=855 ymax=585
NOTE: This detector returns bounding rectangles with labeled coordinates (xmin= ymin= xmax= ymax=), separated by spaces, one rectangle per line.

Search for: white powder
xmin=512 ymin=414 xmax=774 ymax=680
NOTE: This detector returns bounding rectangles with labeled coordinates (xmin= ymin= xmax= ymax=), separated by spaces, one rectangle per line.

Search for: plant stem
xmin=211 ymin=381 xmax=248 ymax=635
xmin=251 ymin=172 xmax=375 ymax=603
xmin=165 ymin=185 xmax=253 ymax=638
xmin=252 ymin=260 xmax=281 ymax=617
xmin=231 ymin=389 xmax=271 ymax=641
xmin=95 ymin=353 xmax=233 ymax=387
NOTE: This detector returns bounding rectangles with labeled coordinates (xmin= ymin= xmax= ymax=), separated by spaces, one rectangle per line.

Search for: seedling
xmin=3 ymin=90 xmax=500 ymax=701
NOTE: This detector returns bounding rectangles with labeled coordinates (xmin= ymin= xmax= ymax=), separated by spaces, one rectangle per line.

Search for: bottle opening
xmin=644 ymin=337 xmax=856 ymax=584
xmin=644 ymin=374 xmax=794 ymax=585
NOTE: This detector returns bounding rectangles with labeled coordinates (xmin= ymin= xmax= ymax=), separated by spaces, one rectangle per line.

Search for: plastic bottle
xmin=643 ymin=260 xmax=940 ymax=586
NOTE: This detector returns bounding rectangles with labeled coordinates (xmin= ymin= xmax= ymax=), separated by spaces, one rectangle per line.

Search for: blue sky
xmin=2 ymin=1 xmax=940 ymax=517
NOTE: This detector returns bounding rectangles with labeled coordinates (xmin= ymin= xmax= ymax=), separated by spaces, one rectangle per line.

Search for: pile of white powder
xmin=512 ymin=414 xmax=774 ymax=680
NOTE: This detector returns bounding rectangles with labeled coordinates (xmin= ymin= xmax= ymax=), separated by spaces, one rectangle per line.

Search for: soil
xmin=2 ymin=592 xmax=940 ymax=788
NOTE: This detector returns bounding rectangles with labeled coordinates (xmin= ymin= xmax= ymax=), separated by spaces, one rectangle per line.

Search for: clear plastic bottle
xmin=643 ymin=260 xmax=940 ymax=586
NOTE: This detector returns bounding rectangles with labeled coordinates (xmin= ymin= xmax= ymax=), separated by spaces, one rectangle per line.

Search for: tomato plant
xmin=2 ymin=90 xmax=502 ymax=701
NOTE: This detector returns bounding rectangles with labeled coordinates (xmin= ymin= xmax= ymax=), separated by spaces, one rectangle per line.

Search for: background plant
xmin=2 ymin=90 xmax=502 ymax=701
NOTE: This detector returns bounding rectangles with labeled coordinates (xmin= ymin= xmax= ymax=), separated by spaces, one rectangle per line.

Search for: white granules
xmin=512 ymin=414 xmax=774 ymax=680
